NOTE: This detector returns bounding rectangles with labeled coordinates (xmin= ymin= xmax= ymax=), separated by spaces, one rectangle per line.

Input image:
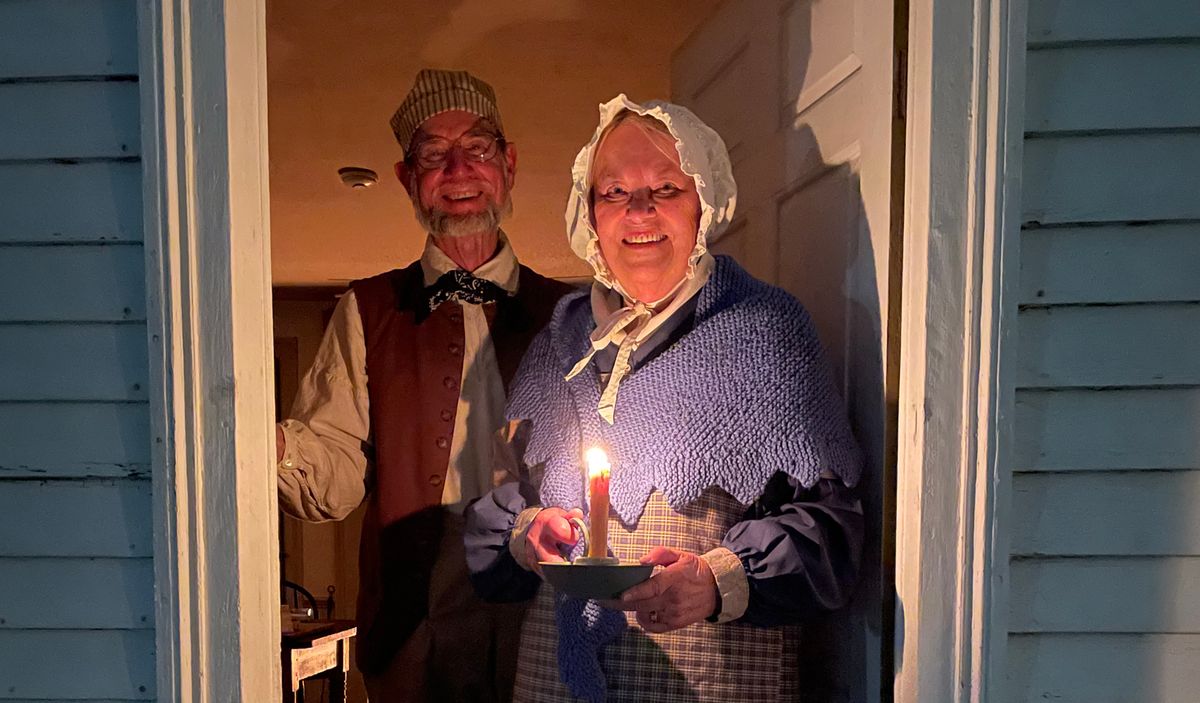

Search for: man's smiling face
xmin=397 ymin=110 xmax=517 ymax=238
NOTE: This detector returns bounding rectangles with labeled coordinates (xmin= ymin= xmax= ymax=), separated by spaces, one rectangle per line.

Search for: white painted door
xmin=672 ymin=1 xmax=900 ymax=700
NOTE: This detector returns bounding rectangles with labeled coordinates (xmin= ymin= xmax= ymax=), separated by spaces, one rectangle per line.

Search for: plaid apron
xmin=513 ymin=488 xmax=802 ymax=702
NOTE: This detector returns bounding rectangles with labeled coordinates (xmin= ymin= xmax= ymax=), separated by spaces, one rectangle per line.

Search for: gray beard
xmin=412 ymin=192 xmax=513 ymax=239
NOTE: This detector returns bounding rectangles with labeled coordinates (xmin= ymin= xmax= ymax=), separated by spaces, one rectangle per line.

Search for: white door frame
xmin=138 ymin=0 xmax=1026 ymax=699
xmin=893 ymin=0 xmax=1025 ymax=701
xmin=140 ymin=0 xmax=279 ymax=700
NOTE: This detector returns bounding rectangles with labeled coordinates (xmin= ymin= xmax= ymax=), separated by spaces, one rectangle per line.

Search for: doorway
xmin=265 ymin=1 xmax=903 ymax=701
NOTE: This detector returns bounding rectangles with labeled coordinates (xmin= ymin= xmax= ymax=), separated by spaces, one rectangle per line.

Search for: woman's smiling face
xmin=590 ymin=118 xmax=701 ymax=302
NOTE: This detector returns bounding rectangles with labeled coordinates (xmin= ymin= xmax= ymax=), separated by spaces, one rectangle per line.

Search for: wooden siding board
xmin=0 ymin=245 xmax=145 ymax=322
xmin=0 ymin=479 xmax=151 ymax=557
xmin=1027 ymin=0 xmax=1200 ymax=44
xmin=0 ymin=402 xmax=150 ymax=478
xmin=1026 ymin=45 xmax=1200 ymax=133
xmin=1019 ymin=223 xmax=1200 ymax=305
xmin=1006 ymin=633 xmax=1200 ymax=703
xmin=0 ymin=629 xmax=154 ymax=699
xmin=1014 ymin=388 xmax=1200 ymax=471
xmin=1012 ymin=472 xmax=1200 ymax=556
xmin=0 ymin=161 xmax=142 ymax=243
xmin=0 ymin=0 xmax=138 ymax=79
xmin=1010 ymin=557 xmax=1200 ymax=633
xmin=1017 ymin=304 xmax=1200 ymax=388
xmin=1022 ymin=133 xmax=1200 ymax=226
xmin=0 ymin=324 xmax=148 ymax=401
xmin=0 ymin=82 xmax=140 ymax=160
xmin=1012 ymin=5 xmax=1200 ymax=699
xmin=0 ymin=557 xmax=153 ymax=629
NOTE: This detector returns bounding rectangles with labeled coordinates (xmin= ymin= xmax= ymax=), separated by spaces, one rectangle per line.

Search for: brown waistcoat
xmin=350 ymin=261 xmax=571 ymax=677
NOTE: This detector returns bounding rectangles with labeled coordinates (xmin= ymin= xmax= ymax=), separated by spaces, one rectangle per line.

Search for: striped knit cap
xmin=390 ymin=69 xmax=504 ymax=154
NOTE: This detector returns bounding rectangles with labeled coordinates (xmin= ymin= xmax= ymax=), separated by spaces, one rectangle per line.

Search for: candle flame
xmin=585 ymin=446 xmax=610 ymax=478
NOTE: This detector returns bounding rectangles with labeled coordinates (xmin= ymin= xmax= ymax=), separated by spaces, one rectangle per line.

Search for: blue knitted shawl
xmin=507 ymin=255 xmax=862 ymax=700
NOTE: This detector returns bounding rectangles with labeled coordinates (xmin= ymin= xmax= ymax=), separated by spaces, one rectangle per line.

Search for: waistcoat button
xmin=443 ymin=376 xmax=458 ymax=390
xmin=440 ymin=409 xmax=452 ymax=422
xmin=435 ymin=436 xmax=449 ymax=449
xmin=429 ymin=474 xmax=443 ymax=486
xmin=448 ymin=343 xmax=461 ymax=354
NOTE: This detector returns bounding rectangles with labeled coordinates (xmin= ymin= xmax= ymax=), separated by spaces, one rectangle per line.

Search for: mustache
xmin=411 ymin=195 xmax=513 ymax=238
xmin=433 ymin=180 xmax=490 ymax=197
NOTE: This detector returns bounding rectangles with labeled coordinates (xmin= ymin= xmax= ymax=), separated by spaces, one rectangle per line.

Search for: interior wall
xmin=267 ymin=0 xmax=720 ymax=286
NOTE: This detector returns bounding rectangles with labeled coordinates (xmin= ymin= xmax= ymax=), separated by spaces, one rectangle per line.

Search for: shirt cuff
xmin=701 ymin=546 xmax=749 ymax=623
xmin=277 ymin=421 xmax=303 ymax=471
xmin=508 ymin=507 xmax=542 ymax=571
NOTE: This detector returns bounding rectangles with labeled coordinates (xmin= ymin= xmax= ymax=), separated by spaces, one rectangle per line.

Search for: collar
xmin=565 ymin=253 xmax=715 ymax=423
xmin=419 ymin=230 xmax=520 ymax=294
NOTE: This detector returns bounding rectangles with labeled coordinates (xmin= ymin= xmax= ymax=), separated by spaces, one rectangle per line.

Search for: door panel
xmin=673 ymin=1 xmax=898 ymax=700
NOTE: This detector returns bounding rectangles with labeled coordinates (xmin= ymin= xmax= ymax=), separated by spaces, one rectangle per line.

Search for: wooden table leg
xmin=282 ymin=653 xmax=298 ymax=703
xmin=328 ymin=639 xmax=349 ymax=703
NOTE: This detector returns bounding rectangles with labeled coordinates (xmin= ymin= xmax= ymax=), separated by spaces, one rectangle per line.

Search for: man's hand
xmin=276 ymin=425 xmax=286 ymax=464
xmin=604 ymin=546 xmax=718 ymax=633
xmin=524 ymin=507 xmax=584 ymax=575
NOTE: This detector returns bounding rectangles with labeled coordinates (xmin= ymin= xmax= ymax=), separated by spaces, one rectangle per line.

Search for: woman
xmin=464 ymin=95 xmax=864 ymax=702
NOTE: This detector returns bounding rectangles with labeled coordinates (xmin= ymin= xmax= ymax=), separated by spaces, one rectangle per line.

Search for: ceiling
xmin=267 ymin=0 xmax=721 ymax=285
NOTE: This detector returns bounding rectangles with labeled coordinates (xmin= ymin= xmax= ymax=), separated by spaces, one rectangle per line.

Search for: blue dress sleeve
xmin=723 ymin=474 xmax=864 ymax=626
xmin=463 ymin=481 xmax=542 ymax=603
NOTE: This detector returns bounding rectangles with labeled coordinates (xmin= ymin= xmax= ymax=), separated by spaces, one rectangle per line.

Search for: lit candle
xmin=584 ymin=447 xmax=611 ymax=560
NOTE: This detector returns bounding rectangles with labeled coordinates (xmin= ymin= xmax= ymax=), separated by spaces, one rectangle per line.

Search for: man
xmin=276 ymin=69 xmax=572 ymax=702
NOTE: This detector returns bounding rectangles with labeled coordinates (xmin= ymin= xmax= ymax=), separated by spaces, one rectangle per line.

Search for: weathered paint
xmin=1009 ymin=2 xmax=1200 ymax=699
xmin=0 ymin=0 xmax=153 ymax=699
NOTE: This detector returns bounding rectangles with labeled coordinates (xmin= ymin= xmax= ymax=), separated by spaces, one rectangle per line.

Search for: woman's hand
xmin=606 ymin=546 xmax=718 ymax=633
xmin=524 ymin=507 xmax=584 ymax=575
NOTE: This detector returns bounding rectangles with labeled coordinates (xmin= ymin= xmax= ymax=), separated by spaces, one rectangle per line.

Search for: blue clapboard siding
xmin=0 ymin=0 xmax=138 ymax=79
xmin=0 ymin=403 xmax=150 ymax=478
xmin=1020 ymin=223 xmax=1200 ymax=305
xmin=1012 ymin=472 xmax=1200 ymax=556
xmin=1025 ymin=45 xmax=1200 ymax=133
xmin=0 ymin=480 xmax=152 ymax=558
xmin=0 ymin=161 xmax=143 ymax=243
xmin=0 ymin=630 xmax=155 ymax=700
xmin=1022 ymin=133 xmax=1200 ymax=226
xmin=1014 ymin=388 xmax=1200 ymax=471
xmin=0 ymin=82 xmax=140 ymax=160
xmin=0 ymin=558 xmax=154 ymax=629
xmin=1010 ymin=557 xmax=1200 ymax=632
xmin=1007 ymin=634 xmax=1200 ymax=703
xmin=0 ymin=324 xmax=149 ymax=401
xmin=0 ymin=246 xmax=146 ymax=322
xmin=0 ymin=1 xmax=154 ymax=700
xmin=1009 ymin=4 xmax=1200 ymax=700
xmin=1028 ymin=0 xmax=1200 ymax=45
xmin=1017 ymin=305 xmax=1200 ymax=388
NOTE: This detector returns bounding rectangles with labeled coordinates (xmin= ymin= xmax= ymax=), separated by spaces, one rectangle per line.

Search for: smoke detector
xmin=338 ymin=166 xmax=378 ymax=189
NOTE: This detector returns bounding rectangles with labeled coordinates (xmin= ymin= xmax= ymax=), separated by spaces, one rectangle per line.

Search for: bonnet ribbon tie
xmin=564 ymin=301 xmax=653 ymax=424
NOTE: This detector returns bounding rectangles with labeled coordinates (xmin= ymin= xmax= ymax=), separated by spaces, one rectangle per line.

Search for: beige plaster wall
xmin=267 ymin=0 xmax=720 ymax=285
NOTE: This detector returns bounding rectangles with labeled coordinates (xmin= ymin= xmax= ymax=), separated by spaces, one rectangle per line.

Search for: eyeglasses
xmin=409 ymin=132 xmax=505 ymax=170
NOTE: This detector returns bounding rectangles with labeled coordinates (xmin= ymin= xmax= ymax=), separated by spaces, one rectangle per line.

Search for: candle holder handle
xmin=567 ymin=516 xmax=620 ymax=565
xmin=568 ymin=516 xmax=589 ymax=556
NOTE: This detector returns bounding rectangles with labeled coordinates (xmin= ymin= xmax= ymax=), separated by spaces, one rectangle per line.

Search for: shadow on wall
xmin=702 ymin=3 xmax=890 ymax=701
xmin=784 ymin=132 xmax=886 ymax=703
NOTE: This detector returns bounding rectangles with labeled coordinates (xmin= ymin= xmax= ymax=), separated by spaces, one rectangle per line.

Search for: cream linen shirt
xmin=277 ymin=236 xmax=520 ymax=520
